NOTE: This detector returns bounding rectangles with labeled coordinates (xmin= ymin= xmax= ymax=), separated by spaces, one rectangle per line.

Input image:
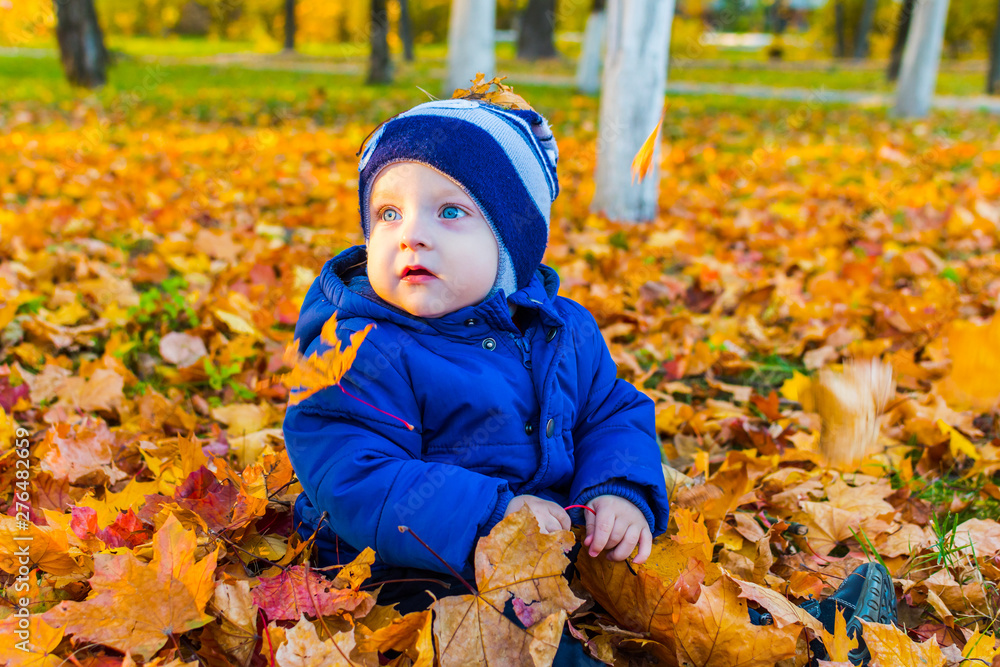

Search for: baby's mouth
xmin=400 ymin=266 xmax=439 ymax=282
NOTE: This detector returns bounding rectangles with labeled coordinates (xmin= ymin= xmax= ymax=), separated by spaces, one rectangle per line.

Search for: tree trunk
xmin=989 ymin=0 xmax=1000 ymax=94
xmin=284 ymin=0 xmax=296 ymax=52
xmin=894 ymin=0 xmax=951 ymax=118
xmin=399 ymin=0 xmax=414 ymax=62
xmin=854 ymin=0 xmax=877 ymax=59
xmin=445 ymin=0 xmax=496 ymax=95
xmin=834 ymin=1 xmax=847 ymax=58
xmin=887 ymin=0 xmax=916 ymax=81
xmin=367 ymin=0 xmax=392 ymax=84
xmin=591 ymin=0 xmax=674 ymax=223
xmin=575 ymin=0 xmax=607 ymax=94
xmin=54 ymin=0 xmax=108 ymax=89
xmin=517 ymin=0 xmax=559 ymax=60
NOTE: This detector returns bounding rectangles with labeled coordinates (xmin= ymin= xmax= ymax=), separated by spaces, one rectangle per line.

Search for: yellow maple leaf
xmin=961 ymin=626 xmax=1000 ymax=664
xmin=278 ymin=312 xmax=374 ymax=406
xmin=822 ymin=605 xmax=860 ymax=661
xmin=861 ymin=619 xmax=945 ymax=667
xmin=779 ymin=370 xmax=813 ymax=407
xmin=936 ymin=419 xmax=980 ymax=461
xmin=933 ymin=315 xmax=1000 ymax=412
xmin=0 ymin=614 xmax=64 ymax=667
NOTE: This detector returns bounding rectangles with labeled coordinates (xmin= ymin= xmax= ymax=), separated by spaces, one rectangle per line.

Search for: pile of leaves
xmin=2 ymin=83 xmax=1000 ymax=665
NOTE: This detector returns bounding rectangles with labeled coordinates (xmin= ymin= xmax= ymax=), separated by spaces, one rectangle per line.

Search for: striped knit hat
xmin=357 ymin=98 xmax=560 ymax=299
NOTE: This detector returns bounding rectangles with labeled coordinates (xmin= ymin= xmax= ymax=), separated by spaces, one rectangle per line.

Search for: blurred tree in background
xmin=55 ymin=0 xmax=108 ymax=88
xmin=943 ymin=0 xmax=995 ymax=59
xmin=1 ymin=0 xmax=996 ymax=74
xmin=516 ymin=0 xmax=558 ymax=60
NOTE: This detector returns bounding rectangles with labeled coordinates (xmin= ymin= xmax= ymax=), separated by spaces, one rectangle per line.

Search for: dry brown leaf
xmin=429 ymin=506 xmax=583 ymax=666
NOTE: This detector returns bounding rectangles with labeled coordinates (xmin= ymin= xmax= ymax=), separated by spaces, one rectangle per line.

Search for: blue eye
xmin=381 ymin=208 xmax=400 ymax=222
xmin=442 ymin=205 xmax=466 ymax=219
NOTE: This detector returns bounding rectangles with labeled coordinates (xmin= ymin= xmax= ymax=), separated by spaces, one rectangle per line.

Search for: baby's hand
xmin=504 ymin=495 xmax=571 ymax=535
xmin=583 ymin=495 xmax=652 ymax=564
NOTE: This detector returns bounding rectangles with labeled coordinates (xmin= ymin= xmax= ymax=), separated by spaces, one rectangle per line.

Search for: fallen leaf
xmin=41 ymin=513 xmax=218 ymax=661
xmin=862 ymin=619 xmax=945 ymax=667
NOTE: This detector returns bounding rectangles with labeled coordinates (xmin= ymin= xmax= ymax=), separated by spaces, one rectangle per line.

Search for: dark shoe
xmin=811 ymin=562 xmax=898 ymax=666
xmin=747 ymin=562 xmax=898 ymax=666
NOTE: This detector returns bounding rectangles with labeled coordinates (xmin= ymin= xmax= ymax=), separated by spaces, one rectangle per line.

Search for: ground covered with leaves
xmin=2 ymin=71 xmax=1000 ymax=666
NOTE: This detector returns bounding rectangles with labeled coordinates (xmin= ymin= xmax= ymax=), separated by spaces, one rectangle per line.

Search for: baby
xmin=283 ymin=97 xmax=671 ymax=610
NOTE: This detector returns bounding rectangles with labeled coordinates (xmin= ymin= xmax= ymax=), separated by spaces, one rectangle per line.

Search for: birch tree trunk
xmin=284 ymin=0 xmax=296 ymax=52
xmin=575 ymin=0 xmax=606 ymax=94
xmin=894 ymin=0 xmax=950 ymax=118
xmin=54 ymin=0 xmax=108 ymax=89
xmin=367 ymin=0 xmax=392 ymax=84
xmin=988 ymin=0 xmax=1000 ymax=94
xmin=887 ymin=0 xmax=916 ymax=81
xmin=446 ymin=0 xmax=496 ymax=95
xmin=517 ymin=0 xmax=559 ymax=60
xmin=591 ymin=0 xmax=674 ymax=223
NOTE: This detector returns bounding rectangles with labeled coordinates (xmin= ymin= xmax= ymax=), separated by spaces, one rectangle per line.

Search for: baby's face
xmin=366 ymin=161 xmax=499 ymax=318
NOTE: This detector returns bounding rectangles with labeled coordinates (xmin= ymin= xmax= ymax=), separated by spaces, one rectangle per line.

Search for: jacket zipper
xmin=509 ymin=331 xmax=532 ymax=369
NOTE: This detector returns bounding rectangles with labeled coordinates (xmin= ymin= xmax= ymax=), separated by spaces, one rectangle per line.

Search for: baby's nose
xmin=398 ymin=216 xmax=433 ymax=250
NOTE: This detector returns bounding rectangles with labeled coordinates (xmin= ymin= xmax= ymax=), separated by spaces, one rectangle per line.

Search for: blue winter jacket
xmin=284 ymin=244 xmax=671 ymax=584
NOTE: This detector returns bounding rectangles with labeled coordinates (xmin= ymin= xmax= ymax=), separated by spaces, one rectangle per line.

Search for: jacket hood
xmin=294 ymin=244 xmax=565 ymax=355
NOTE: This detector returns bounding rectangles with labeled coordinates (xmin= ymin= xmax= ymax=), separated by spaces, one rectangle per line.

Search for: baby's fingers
xmin=588 ymin=514 xmax=618 ymax=557
xmin=633 ymin=527 xmax=653 ymax=564
xmin=609 ymin=524 xmax=641 ymax=561
xmin=551 ymin=507 xmax=572 ymax=532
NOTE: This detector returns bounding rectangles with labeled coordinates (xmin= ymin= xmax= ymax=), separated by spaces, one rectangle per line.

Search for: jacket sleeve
xmin=565 ymin=304 xmax=671 ymax=536
xmin=283 ymin=330 xmax=513 ymax=581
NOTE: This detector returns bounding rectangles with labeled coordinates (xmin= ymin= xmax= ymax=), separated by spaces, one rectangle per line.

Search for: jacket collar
xmin=316 ymin=245 xmax=565 ymax=340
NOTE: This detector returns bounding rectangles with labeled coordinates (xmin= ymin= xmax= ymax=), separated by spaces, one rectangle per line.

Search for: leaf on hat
xmin=452 ymin=72 xmax=534 ymax=111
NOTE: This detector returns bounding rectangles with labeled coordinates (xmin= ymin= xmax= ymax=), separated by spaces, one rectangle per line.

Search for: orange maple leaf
xmin=631 ymin=110 xmax=665 ymax=184
xmin=673 ymin=576 xmax=800 ymax=667
xmin=357 ymin=609 xmax=434 ymax=667
xmin=41 ymin=512 xmax=218 ymax=661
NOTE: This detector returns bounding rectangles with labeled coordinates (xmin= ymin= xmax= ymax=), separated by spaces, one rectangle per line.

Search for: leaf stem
xmin=259 ymin=608 xmax=276 ymax=667
xmin=399 ymin=525 xmax=478 ymax=597
xmin=339 ymin=384 xmax=414 ymax=430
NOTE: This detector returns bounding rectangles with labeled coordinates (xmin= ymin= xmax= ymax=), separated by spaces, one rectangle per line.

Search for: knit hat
xmin=357 ymin=98 xmax=560 ymax=300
